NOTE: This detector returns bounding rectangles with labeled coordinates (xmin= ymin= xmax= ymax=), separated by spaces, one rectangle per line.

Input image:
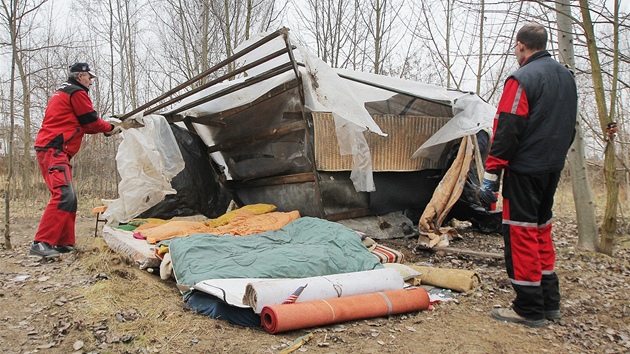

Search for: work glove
xmin=107 ymin=116 xmax=144 ymax=130
xmin=119 ymin=118 xmax=139 ymax=129
xmin=479 ymin=170 xmax=501 ymax=208
xmin=104 ymin=123 xmax=122 ymax=137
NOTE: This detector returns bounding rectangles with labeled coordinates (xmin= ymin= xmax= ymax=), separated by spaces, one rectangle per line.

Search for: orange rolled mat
xmin=261 ymin=287 xmax=430 ymax=334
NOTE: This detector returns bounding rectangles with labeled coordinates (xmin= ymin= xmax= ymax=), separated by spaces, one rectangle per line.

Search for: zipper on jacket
xmin=64 ymin=127 xmax=80 ymax=150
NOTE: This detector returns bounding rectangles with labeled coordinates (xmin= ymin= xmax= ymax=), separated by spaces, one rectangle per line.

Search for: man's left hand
xmin=479 ymin=171 xmax=500 ymax=207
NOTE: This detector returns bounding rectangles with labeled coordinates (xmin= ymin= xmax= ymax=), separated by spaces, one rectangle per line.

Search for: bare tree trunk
xmin=445 ymin=0 xmax=452 ymax=88
xmin=578 ymin=0 xmax=618 ymax=255
xmin=201 ymin=1 xmax=209 ymax=83
xmin=3 ymin=0 xmax=18 ymax=250
xmin=245 ymin=0 xmax=251 ymax=40
xmin=556 ymin=0 xmax=598 ymax=251
xmin=224 ymin=0 xmax=233 ymax=73
xmin=117 ymin=0 xmax=127 ymax=111
xmin=475 ymin=0 xmax=484 ymax=95
xmin=15 ymin=56 xmax=31 ymax=203
xmin=373 ymin=0 xmax=382 ymax=74
xmin=108 ymin=0 xmax=116 ymax=113
xmin=124 ymin=1 xmax=137 ymax=109
xmin=176 ymin=0 xmax=193 ymax=82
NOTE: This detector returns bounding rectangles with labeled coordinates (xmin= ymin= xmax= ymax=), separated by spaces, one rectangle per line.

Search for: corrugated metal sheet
xmin=313 ymin=113 xmax=450 ymax=171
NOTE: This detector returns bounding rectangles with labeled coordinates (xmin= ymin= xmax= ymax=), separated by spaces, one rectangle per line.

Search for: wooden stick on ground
xmin=280 ymin=333 xmax=314 ymax=354
xmin=435 ymin=247 xmax=503 ymax=259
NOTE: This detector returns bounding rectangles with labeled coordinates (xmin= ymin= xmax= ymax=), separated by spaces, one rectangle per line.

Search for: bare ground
xmin=1 ymin=207 xmax=629 ymax=354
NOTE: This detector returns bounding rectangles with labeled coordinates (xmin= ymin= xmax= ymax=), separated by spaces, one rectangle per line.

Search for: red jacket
xmin=35 ymin=78 xmax=113 ymax=157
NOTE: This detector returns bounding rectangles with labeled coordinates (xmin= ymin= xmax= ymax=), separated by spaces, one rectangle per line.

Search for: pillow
xmin=371 ymin=243 xmax=405 ymax=264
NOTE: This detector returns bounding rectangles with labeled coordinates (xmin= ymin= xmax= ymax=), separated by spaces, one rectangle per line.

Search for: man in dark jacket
xmin=30 ymin=62 xmax=121 ymax=258
xmin=479 ymin=23 xmax=577 ymax=327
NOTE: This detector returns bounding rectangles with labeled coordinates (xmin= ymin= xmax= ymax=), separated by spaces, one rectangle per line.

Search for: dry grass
xmin=554 ymin=175 xmax=630 ymax=233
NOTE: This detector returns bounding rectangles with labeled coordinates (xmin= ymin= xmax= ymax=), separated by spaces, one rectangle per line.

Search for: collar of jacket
xmin=520 ymin=50 xmax=551 ymax=68
xmin=67 ymin=77 xmax=89 ymax=92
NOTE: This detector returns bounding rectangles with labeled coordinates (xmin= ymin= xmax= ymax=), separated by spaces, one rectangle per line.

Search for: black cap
xmin=69 ymin=62 xmax=96 ymax=78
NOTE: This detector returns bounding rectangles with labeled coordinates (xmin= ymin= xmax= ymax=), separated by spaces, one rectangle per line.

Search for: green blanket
xmin=168 ymin=217 xmax=383 ymax=287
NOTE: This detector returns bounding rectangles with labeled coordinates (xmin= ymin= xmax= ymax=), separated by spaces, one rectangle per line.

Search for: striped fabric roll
xmin=371 ymin=244 xmax=405 ymax=264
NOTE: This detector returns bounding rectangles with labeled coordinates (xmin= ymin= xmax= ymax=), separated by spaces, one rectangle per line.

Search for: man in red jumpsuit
xmin=30 ymin=62 xmax=121 ymax=258
xmin=479 ymin=24 xmax=577 ymax=327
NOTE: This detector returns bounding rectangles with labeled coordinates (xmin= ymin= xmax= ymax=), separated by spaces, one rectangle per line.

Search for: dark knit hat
xmin=69 ymin=62 xmax=96 ymax=78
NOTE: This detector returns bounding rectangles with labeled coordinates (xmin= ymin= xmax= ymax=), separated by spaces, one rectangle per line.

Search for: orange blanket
xmin=207 ymin=210 xmax=300 ymax=236
xmin=141 ymin=221 xmax=212 ymax=244
xmin=139 ymin=210 xmax=300 ymax=244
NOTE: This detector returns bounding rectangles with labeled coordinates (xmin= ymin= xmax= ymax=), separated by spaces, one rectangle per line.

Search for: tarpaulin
xmin=260 ymin=287 xmax=430 ymax=334
xmin=417 ymin=135 xmax=472 ymax=248
xmin=168 ymin=217 xmax=383 ymax=289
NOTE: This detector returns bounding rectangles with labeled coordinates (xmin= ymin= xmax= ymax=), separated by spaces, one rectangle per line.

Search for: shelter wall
xmin=313 ymin=113 xmax=450 ymax=171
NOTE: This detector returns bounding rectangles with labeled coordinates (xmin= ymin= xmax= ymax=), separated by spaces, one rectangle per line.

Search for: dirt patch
xmin=1 ymin=211 xmax=629 ymax=353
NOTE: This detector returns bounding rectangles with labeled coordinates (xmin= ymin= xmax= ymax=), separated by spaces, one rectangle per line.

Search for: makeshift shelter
xmin=98 ymin=28 xmax=496 ymax=328
xmin=103 ymin=27 xmax=498 ymax=229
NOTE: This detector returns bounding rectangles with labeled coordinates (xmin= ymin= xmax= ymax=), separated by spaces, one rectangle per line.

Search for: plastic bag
xmin=103 ymin=114 xmax=185 ymax=224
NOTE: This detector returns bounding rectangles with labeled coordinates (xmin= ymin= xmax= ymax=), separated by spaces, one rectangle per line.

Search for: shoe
xmin=491 ymin=308 xmax=547 ymax=328
xmin=29 ymin=242 xmax=61 ymax=258
xmin=545 ymin=309 xmax=561 ymax=320
xmin=55 ymin=245 xmax=75 ymax=253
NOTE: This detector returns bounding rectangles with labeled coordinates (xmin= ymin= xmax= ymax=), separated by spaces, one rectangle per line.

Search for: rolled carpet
xmin=243 ymin=268 xmax=405 ymax=313
xmin=407 ymin=265 xmax=480 ymax=293
xmin=261 ymin=287 xmax=430 ymax=334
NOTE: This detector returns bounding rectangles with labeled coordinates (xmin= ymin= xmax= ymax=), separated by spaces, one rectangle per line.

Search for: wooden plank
xmin=168 ymin=115 xmax=226 ymax=127
xmin=163 ymin=62 xmax=294 ymax=118
xmin=207 ymin=120 xmax=306 ymax=153
xmin=118 ymin=28 xmax=288 ymax=120
xmin=227 ymin=172 xmax=316 ymax=188
xmin=471 ymin=133 xmax=484 ymax=181
xmin=324 ymin=209 xmax=371 ymax=222
xmin=433 ymin=247 xmax=503 ymax=259
xmin=282 ymin=111 xmax=306 ymax=120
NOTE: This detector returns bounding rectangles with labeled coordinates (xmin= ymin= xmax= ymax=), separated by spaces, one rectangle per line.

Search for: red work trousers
xmin=501 ymin=170 xmax=561 ymax=320
xmin=34 ymin=149 xmax=77 ymax=246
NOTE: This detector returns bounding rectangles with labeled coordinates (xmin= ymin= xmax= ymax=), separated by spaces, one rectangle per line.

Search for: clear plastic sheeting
xmin=334 ymin=68 xmax=452 ymax=107
xmin=298 ymin=46 xmax=380 ymax=191
xmin=412 ymin=93 xmax=495 ymax=161
xmin=103 ymin=114 xmax=185 ymax=224
xmin=175 ymin=32 xmax=383 ymax=192
xmin=147 ymin=29 xmax=495 ymax=194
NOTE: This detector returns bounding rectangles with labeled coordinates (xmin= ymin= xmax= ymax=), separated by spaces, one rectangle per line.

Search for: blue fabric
xmin=185 ymin=291 xmax=261 ymax=327
xmin=168 ymin=217 xmax=383 ymax=288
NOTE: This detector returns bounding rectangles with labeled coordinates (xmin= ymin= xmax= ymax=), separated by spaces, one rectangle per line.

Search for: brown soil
xmin=1 ymin=209 xmax=629 ymax=354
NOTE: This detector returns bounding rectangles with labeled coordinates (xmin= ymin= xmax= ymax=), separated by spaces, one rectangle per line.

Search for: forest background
xmin=1 ymin=0 xmax=629 ymax=251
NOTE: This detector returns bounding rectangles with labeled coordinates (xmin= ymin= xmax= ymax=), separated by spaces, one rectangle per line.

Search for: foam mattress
xmin=102 ymin=225 xmax=160 ymax=269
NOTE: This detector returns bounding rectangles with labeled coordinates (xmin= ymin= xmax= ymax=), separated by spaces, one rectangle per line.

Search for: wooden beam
xmin=433 ymin=247 xmax=503 ymax=259
xmin=227 ymin=172 xmax=316 ymax=188
xmin=118 ymin=28 xmax=288 ymax=120
xmin=324 ymin=209 xmax=371 ymax=222
xmin=162 ymin=62 xmax=294 ymax=118
xmin=282 ymin=111 xmax=306 ymax=120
